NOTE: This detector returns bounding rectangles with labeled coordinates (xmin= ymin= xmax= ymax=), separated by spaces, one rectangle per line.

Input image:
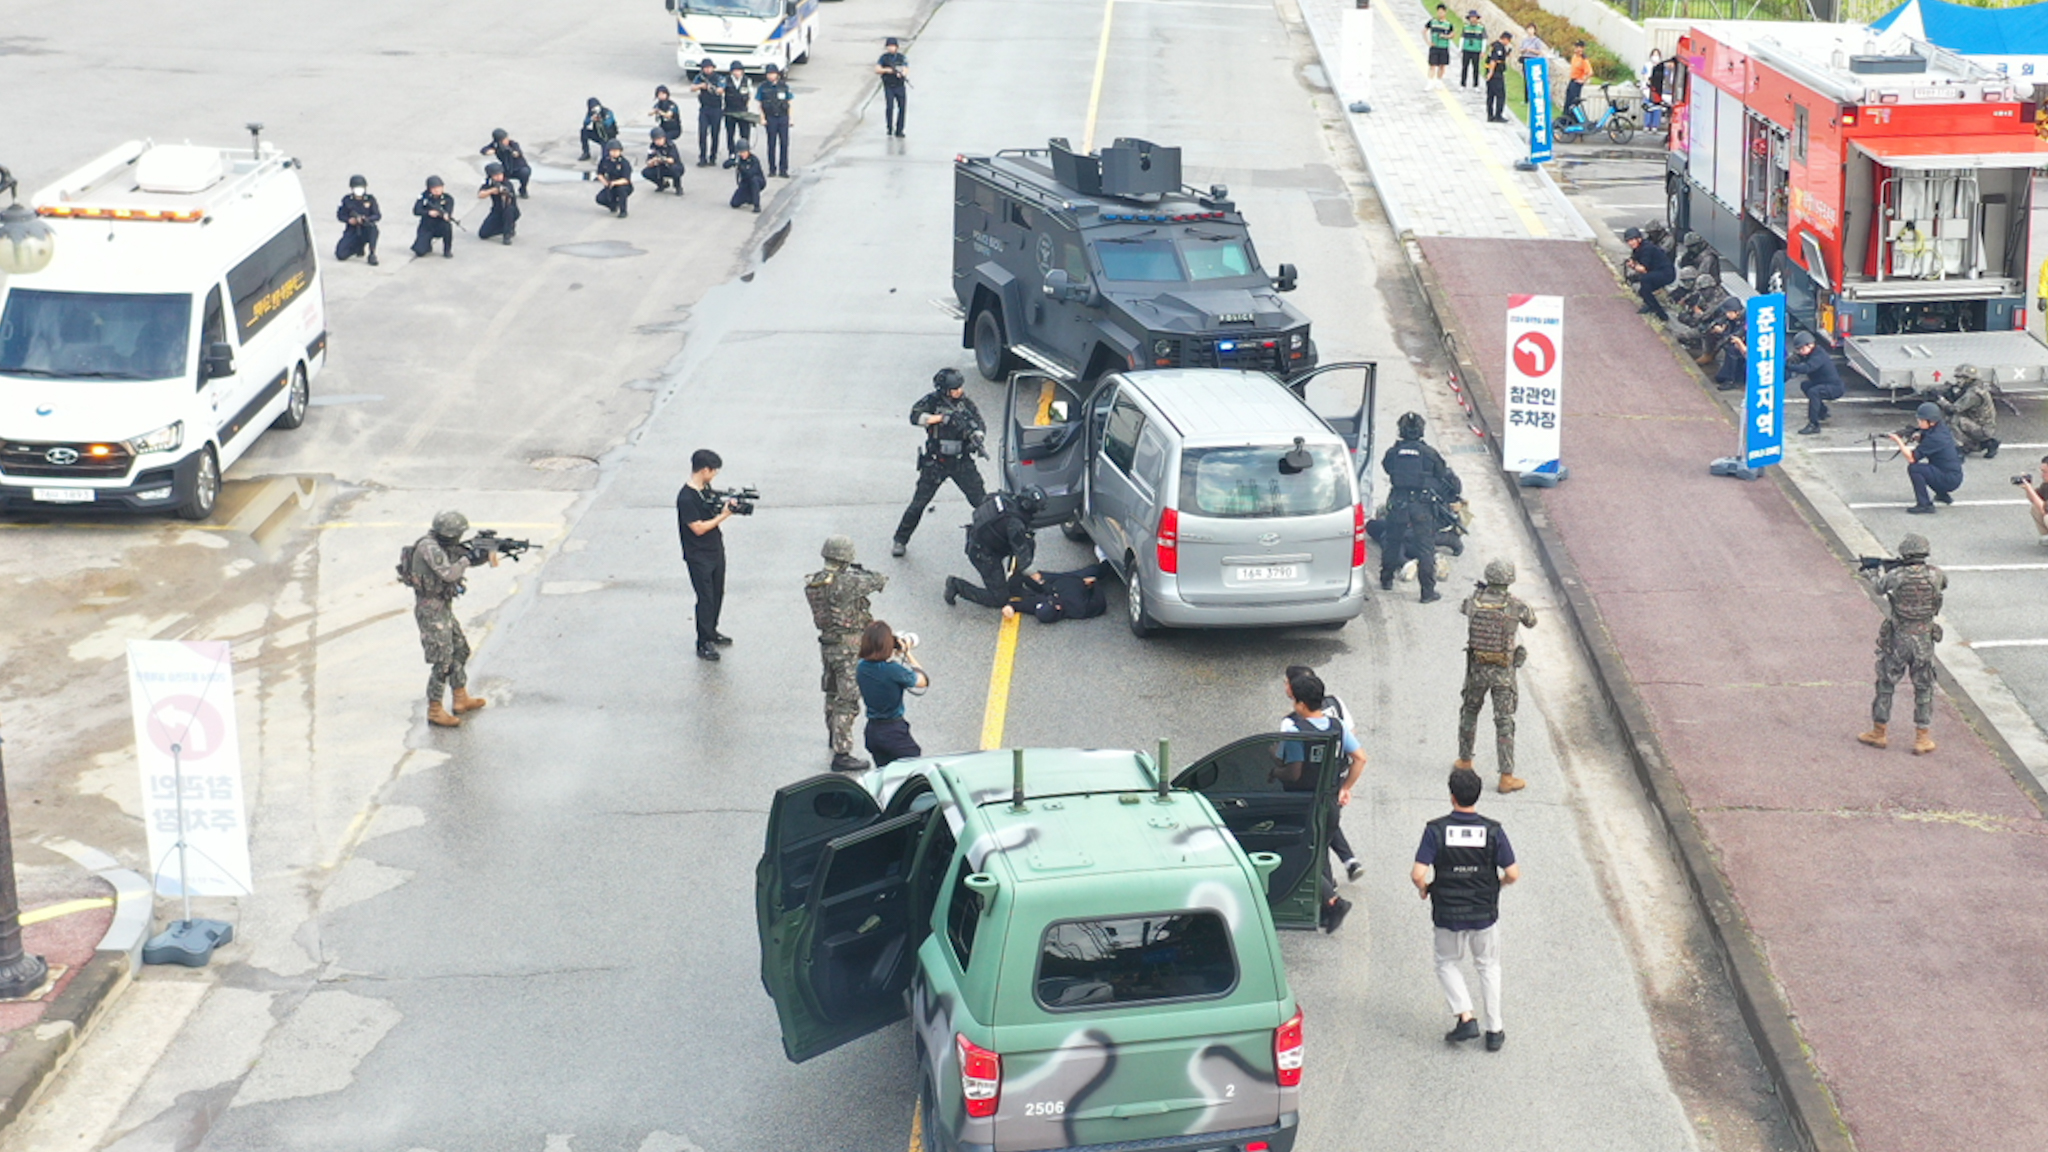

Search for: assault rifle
xmin=1857 ymin=556 xmax=1907 ymax=573
xmin=464 ymin=530 xmax=541 ymax=565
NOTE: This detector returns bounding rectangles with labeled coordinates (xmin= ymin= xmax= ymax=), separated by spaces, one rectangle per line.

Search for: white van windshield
xmin=0 ymin=290 xmax=191 ymax=381
xmin=1179 ymin=444 xmax=1351 ymax=518
xmin=681 ymin=0 xmax=781 ymax=16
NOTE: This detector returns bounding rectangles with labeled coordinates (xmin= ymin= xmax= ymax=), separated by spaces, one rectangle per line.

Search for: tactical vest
xmin=1889 ymin=564 xmax=1940 ymax=627
xmin=968 ymin=494 xmax=1014 ymax=554
xmin=805 ymin=565 xmax=872 ymax=636
xmin=404 ymin=535 xmax=464 ymax=601
xmin=1386 ymin=441 xmax=1431 ymax=492
xmin=1277 ymin=714 xmax=1340 ymax=793
xmin=1466 ymin=591 xmax=1518 ymax=663
xmin=1425 ymin=813 xmax=1504 ymax=928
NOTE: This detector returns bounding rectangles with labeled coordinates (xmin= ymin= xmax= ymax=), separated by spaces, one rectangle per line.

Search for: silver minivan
xmin=999 ymin=365 xmax=1379 ymax=636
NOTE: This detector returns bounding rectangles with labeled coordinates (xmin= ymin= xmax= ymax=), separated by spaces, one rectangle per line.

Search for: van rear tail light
xmin=1156 ymin=507 xmax=1179 ymax=574
xmin=1247 ymin=1144 xmax=1271 ymax=1152
xmin=1274 ymin=1008 xmax=1305 ymax=1087
xmin=2015 ymin=307 xmax=2029 ymax=331
xmin=1350 ymin=503 xmax=1367 ymax=568
xmin=957 ymin=1033 xmax=1002 ymax=1119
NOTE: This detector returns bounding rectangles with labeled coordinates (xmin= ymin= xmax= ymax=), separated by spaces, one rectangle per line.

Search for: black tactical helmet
xmin=426 ymin=175 xmax=445 ymax=189
xmin=651 ymin=126 xmax=668 ymax=140
xmin=587 ymin=96 xmax=601 ymax=107
xmin=1016 ymin=486 xmax=1047 ymax=516
xmin=348 ymin=174 xmax=367 ymax=189
xmin=491 ymin=128 xmax=509 ymax=142
xmin=729 ymin=59 xmax=745 ymax=71
xmin=1792 ymin=330 xmax=1817 ymax=348
xmin=934 ymin=367 xmax=965 ymax=390
xmin=1721 ymin=298 xmax=1743 ymax=315
xmin=656 ymin=84 xmax=670 ymax=95
xmin=1397 ymin=411 xmax=1425 ymax=440
xmin=766 ymin=64 xmax=783 ymax=75
xmin=1623 ymin=226 xmax=1643 ymax=241
xmin=606 ymin=138 xmax=625 ymax=152
xmin=701 ymin=57 xmax=715 ymax=68
xmin=485 ymin=161 xmax=504 ymax=177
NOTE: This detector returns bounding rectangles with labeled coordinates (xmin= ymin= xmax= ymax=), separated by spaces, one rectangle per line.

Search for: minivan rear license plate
xmin=1236 ymin=564 xmax=1298 ymax=582
xmin=32 ymin=488 xmax=94 ymax=504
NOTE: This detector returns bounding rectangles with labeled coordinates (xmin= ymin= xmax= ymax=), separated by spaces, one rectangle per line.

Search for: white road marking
xmin=1942 ymin=564 xmax=2048 ymax=572
xmin=1808 ymin=441 xmax=2048 ymax=454
xmin=1847 ymin=499 xmax=2025 ymax=509
xmin=1969 ymin=638 xmax=2048 ymax=649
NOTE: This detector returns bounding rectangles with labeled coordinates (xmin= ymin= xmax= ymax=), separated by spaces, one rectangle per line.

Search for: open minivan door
xmin=756 ymin=775 xmax=922 ymax=1062
xmin=1285 ymin=361 xmax=1379 ymax=508
xmin=1174 ymin=730 xmax=1344 ymax=929
xmin=999 ymin=369 xmax=1088 ymax=528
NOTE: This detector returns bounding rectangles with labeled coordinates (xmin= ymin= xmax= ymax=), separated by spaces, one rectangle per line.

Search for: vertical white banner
xmin=1340 ymin=3 xmax=1375 ymax=106
xmin=126 ymin=641 xmax=253 ymax=897
xmin=1502 ymin=294 xmax=1564 ymax=473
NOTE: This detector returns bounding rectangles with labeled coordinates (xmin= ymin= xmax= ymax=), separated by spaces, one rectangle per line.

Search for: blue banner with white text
xmin=1525 ymin=58 xmax=1553 ymax=164
xmin=1745 ymin=293 xmax=1786 ymax=468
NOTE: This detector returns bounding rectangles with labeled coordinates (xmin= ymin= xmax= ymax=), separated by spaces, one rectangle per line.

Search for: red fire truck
xmin=1663 ymin=21 xmax=2048 ymax=391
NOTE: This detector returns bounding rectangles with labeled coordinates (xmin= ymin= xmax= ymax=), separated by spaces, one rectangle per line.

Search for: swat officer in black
xmin=728 ymin=140 xmax=766 ymax=213
xmin=643 ymin=128 xmax=685 ymax=194
xmin=690 ymin=58 xmax=727 ymax=166
xmin=651 ymin=85 xmax=684 ymax=148
xmin=756 ymin=64 xmax=794 ymax=178
xmin=335 ymin=175 xmax=380 ymax=265
xmin=478 ymin=129 xmax=531 ymax=198
xmin=595 ymin=138 xmax=634 ymax=217
xmin=410 ymin=176 xmax=455 ymax=258
xmin=892 ymin=368 xmax=990 ymax=556
xmin=877 ymin=37 xmax=909 ymax=137
xmin=721 ymin=60 xmax=753 ymax=155
xmin=1381 ymin=411 xmax=1463 ymax=587
xmin=476 ymin=163 xmax=519 ymax=245
xmin=944 ymin=487 xmax=1045 ymax=609
xmin=579 ymin=96 xmax=618 ymax=162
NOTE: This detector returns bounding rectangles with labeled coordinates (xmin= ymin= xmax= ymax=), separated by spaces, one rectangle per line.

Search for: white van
xmin=665 ymin=0 xmax=818 ymax=75
xmin=0 ymin=139 xmax=324 ymax=519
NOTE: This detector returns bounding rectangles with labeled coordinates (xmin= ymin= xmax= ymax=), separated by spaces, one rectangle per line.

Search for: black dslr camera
xmin=711 ymin=485 xmax=760 ymax=515
xmin=2015 ymin=474 xmax=2036 ymax=487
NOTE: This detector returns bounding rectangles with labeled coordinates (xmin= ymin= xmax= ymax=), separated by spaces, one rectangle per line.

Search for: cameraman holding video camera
xmin=677 ymin=448 xmax=743 ymax=661
xmin=857 ymin=621 xmax=928 ymax=768
xmin=2019 ymin=456 xmax=2048 ymax=545
xmin=891 ymin=368 xmax=989 ymax=557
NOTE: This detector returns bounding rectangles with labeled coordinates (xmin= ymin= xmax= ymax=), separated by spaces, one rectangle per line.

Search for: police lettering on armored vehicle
xmin=954 ymin=138 xmax=1313 ymax=386
xmin=757 ymin=732 xmax=1351 ymax=1151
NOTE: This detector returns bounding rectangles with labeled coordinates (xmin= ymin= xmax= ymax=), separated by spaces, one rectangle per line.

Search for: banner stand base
xmin=143 ymin=919 xmax=234 ymax=968
xmin=1709 ymin=456 xmax=1762 ymax=481
xmin=1348 ymin=100 xmax=1372 ymax=113
xmin=1513 ymin=160 xmax=1540 ymax=172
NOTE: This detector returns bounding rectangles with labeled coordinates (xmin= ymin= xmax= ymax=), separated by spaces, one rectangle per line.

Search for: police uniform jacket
xmin=1485 ymin=41 xmax=1510 ymax=81
xmin=653 ymin=98 xmax=683 ymax=135
xmin=1786 ymin=346 xmax=1843 ymax=399
xmin=597 ymin=155 xmax=634 ymax=185
xmin=337 ymin=193 xmax=381 ymax=227
xmin=1632 ymin=241 xmax=1676 ymax=287
xmin=413 ymin=191 xmax=455 ymax=222
xmin=878 ymin=51 xmax=908 ymax=86
xmin=694 ymin=71 xmax=726 ymax=110
xmin=732 ymin=152 xmax=767 ymax=191
xmin=757 ymin=81 xmax=793 ymax=118
xmin=1913 ymin=421 xmax=1964 ymax=482
xmin=483 ymin=139 xmax=530 ymax=175
xmin=645 ymin=140 xmax=683 ymax=169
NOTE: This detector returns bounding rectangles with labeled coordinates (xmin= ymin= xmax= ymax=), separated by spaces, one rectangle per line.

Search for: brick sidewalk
xmin=1420 ymin=236 xmax=2048 ymax=1152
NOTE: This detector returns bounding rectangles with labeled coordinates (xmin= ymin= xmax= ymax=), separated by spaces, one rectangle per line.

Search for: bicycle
xmin=1553 ymin=83 xmax=1638 ymax=146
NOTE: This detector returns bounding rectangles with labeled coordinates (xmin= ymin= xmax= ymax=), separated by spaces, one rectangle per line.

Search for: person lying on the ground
xmin=1001 ymin=564 xmax=1110 ymax=624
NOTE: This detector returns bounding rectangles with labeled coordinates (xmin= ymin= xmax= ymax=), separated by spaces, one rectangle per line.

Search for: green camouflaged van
xmin=755 ymin=729 xmax=1345 ymax=1152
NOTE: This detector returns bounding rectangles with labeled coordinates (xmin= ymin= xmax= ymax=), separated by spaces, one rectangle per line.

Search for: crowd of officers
xmin=328 ymin=37 xmax=915 ymax=265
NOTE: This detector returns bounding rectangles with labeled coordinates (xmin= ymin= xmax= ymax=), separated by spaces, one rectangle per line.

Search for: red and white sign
xmin=126 ymin=641 xmax=252 ymax=897
xmin=1502 ymin=294 xmax=1564 ymax=473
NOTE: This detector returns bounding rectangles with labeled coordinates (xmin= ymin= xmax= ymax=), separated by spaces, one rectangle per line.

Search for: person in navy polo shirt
xmin=1412 ymin=767 xmax=1520 ymax=1051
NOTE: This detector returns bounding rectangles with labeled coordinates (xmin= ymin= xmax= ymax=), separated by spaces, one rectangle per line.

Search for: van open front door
xmin=1174 ymin=730 xmax=1343 ymax=929
xmin=755 ymin=775 xmax=919 ymax=1063
xmin=999 ymin=369 xmax=1088 ymax=528
xmin=1286 ymin=360 xmax=1378 ymax=506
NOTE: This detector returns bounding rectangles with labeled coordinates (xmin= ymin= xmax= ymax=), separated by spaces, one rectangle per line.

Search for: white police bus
xmin=0 ymin=138 xmax=324 ymax=520
xmin=665 ymin=0 xmax=819 ymax=75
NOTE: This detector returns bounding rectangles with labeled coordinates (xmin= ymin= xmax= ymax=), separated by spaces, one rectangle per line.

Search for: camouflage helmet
xmin=822 ymin=534 xmax=857 ymax=564
xmin=1953 ymin=363 xmax=1982 ymax=383
xmin=432 ymin=510 xmax=469 ymax=539
xmin=1483 ymin=558 xmax=1515 ymax=587
xmin=1898 ymin=533 xmax=1931 ymax=560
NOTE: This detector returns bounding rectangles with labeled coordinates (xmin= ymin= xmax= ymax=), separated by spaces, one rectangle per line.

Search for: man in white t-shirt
xmin=1281 ymin=669 xmax=1368 ymax=933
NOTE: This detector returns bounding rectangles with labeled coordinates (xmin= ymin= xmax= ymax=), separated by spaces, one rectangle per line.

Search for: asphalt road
xmin=3 ymin=1 xmax=1794 ymax=1150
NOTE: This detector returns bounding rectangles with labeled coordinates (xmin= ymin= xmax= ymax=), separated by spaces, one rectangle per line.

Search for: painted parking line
xmin=1847 ymin=499 xmax=2025 ymax=509
xmin=19 ymin=897 xmax=114 ymax=927
xmin=1807 ymin=441 xmax=2048 ymax=455
xmin=1969 ymin=638 xmax=2048 ymax=649
xmin=1943 ymin=563 xmax=2048 ymax=572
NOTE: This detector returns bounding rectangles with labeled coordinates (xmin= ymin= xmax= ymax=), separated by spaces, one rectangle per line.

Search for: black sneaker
xmin=1935 ymin=490 xmax=1953 ymax=505
xmin=1907 ymin=503 xmax=1936 ymax=514
xmin=891 ymin=541 xmax=907 ymax=557
xmin=1320 ymin=897 xmax=1351 ymax=934
xmin=1420 ymin=590 xmax=1442 ymax=603
xmin=1344 ymin=858 xmax=1365 ymax=882
xmin=1797 ymin=422 xmax=1821 ymax=435
xmin=1446 ymin=1018 xmax=1481 ymax=1043
xmin=712 ymin=632 xmax=734 ymax=646
xmin=942 ymin=578 xmax=959 ymax=607
xmin=366 ymin=253 xmax=379 ymax=266
xmin=1485 ymin=1030 xmax=1506 ymax=1052
xmin=830 ymin=752 xmax=870 ymax=773
xmin=696 ymin=642 xmax=720 ymax=661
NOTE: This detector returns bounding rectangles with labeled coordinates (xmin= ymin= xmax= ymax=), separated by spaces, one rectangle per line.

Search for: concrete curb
xmin=1402 ymin=247 xmax=1857 ymax=1152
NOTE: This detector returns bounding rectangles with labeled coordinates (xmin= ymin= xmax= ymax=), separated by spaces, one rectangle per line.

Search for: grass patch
xmin=1490 ymin=0 xmax=1636 ymax=85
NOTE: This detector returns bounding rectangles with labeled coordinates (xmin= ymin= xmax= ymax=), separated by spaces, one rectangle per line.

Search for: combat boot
xmin=1497 ymin=773 xmax=1527 ymax=794
xmin=1452 ymin=758 xmax=1473 ymax=771
xmin=452 ymin=688 xmax=488 ymax=714
xmin=830 ymin=752 xmax=870 ymax=772
xmin=427 ymin=701 xmax=462 ymax=728
xmin=1913 ymin=728 xmax=1936 ymax=755
xmin=1856 ymin=722 xmax=1888 ymax=749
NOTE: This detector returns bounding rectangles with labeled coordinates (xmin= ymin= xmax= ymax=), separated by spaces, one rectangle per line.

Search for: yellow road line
xmin=1081 ymin=0 xmax=1118 ymax=153
xmin=906 ymin=1096 xmax=925 ymax=1152
xmin=979 ymin=610 xmax=1022 ymax=750
xmin=20 ymin=897 xmax=114 ymax=927
xmin=1376 ymin=8 xmax=1549 ymax=238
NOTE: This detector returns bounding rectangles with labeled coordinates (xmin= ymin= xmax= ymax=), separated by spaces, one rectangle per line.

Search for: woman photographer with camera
xmin=856 ymin=621 xmax=928 ymax=768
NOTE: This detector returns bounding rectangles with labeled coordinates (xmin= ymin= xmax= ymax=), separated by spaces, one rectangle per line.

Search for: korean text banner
xmin=1525 ymin=58 xmax=1553 ymax=164
xmin=1502 ymin=293 xmax=1564 ymax=472
xmin=126 ymin=640 xmax=253 ymax=897
xmin=1745 ymin=293 xmax=1786 ymax=468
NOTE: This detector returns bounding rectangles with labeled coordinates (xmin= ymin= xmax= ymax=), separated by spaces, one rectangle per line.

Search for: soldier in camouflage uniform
xmin=1456 ymin=559 xmax=1538 ymax=793
xmin=805 ymin=535 xmax=888 ymax=771
xmin=1934 ymin=365 xmax=2001 ymax=458
xmin=406 ymin=510 xmax=496 ymax=728
xmin=1858 ymin=533 xmax=1946 ymax=755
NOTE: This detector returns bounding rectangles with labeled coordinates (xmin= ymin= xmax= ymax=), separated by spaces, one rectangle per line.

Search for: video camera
xmin=711 ymin=485 xmax=760 ymax=515
xmin=465 ymin=529 xmax=541 ymax=565
xmin=2015 ymin=474 xmax=2037 ymax=487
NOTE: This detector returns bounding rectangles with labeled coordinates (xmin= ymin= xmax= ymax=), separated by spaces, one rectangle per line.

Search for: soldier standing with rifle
xmin=1858 ymin=533 xmax=1946 ymax=755
xmin=1456 ymin=559 xmax=1538 ymax=793
xmin=806 ymin=536 xmax=889 ymax=772
xmin=892 ymin=368 xmax=989 ymax=557
xmin=402 ymin=512 xmax=505 ymax=728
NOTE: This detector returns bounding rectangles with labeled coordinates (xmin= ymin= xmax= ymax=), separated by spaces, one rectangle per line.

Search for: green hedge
xmin=1490 ymin=0 xmax=1637 ymax=85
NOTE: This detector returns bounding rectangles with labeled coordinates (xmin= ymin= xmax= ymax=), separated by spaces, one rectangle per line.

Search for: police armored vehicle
xmin=954 ymin=138 xmax=1313 ymax=385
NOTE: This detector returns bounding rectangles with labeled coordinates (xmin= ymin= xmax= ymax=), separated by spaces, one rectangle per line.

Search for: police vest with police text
xmin=1425 ymin=814 xmax=1504 ymax=928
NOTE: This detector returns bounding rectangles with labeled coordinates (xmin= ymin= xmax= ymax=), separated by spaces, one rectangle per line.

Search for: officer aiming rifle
xmin=892 ymin=368 xmax=989 ymax=556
